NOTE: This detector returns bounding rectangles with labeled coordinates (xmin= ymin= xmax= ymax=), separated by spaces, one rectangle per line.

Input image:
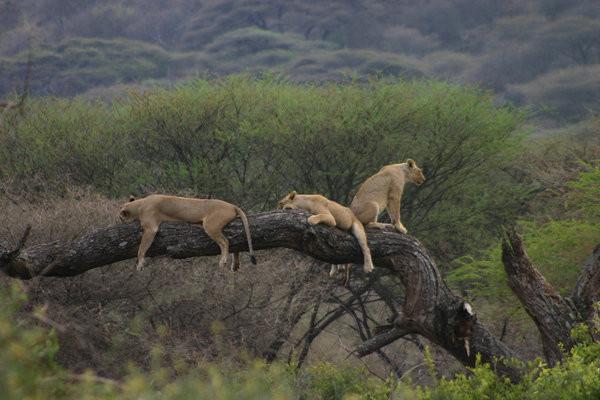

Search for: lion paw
xmin=136 ymin=259 xmax=145 ymax=271
xmin=307 ymin=215 xmax=320 ymax=225
xmin=395 ymin=224 xmax=408 ymax=234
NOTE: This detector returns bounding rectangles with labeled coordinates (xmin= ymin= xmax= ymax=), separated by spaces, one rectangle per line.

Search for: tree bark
xmin=0 ymin=209 xmax=522 ymax=379
xmin=572 ymin=244 xmax=600 ymax=340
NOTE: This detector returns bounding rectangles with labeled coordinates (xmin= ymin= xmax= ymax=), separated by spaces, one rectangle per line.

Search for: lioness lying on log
xmin=119 ymin=194 xmax=256 ymax=271
xmin=277 ymin=191 xmax=374 ymax=274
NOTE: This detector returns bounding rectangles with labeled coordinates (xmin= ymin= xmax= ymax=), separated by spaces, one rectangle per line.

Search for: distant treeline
xmin=1 ymin=0 xmax=600 ymax=123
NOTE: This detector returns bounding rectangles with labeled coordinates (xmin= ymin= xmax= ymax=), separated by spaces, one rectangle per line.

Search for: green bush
xmin=302 ymin=362 xmax=396 ymax=400
xmin=418 ymin=342 xmax=600 ymax=400
xmin=567 ymin=163 xmax=600 ymax=220
xmin=0 ymin=284 xmax=67 ymax=400
xmin=449 ymin=219 xmax=600 ymax=299
xmin=1 ymin=283 xmax=600 ymax=399
xmin=449 ymin=165 xmax=600 ymax=299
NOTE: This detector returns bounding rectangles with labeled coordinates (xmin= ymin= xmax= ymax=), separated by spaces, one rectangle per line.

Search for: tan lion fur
xmin=350 ymin=159 xmax=425 ymax=234
xmin=119 ymin=194 xmax=256 ymax=271
xmin=277 ymin=191 xmax=374 ymax=274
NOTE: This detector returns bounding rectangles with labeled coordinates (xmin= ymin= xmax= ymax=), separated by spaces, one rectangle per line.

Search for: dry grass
xmin=0 ymin=186 xmax=121 ymax=246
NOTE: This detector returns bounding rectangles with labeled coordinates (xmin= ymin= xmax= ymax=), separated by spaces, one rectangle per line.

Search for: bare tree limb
xmin=355 ymin=326 xmax=414 ymax=357
xmin=0 ymin=224 xmax=31 ymax=266
xmin=573 ymin=243 xmax=600 ymax=311
xmin=501 ymin=228 xmax=579 ymax=365
xmin=572 ymin=243 xmax=600 ymax=340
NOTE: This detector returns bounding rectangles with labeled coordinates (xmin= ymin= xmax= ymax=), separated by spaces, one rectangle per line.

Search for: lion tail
xmin=235 ymin=207 xmax=257 ymax=264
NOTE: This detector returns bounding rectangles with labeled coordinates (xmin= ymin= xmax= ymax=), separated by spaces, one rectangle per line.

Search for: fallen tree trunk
xmin=0 ymin=210 xmax=414 ymax=279
xmin=0 ymin=209 xmax=521 ymax=379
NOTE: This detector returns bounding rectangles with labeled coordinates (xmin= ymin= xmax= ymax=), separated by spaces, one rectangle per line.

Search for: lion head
xmin=277 ymin=191 xmax=299 ymax=210
xmin=406 ymin=159 xmax=426 ymax=186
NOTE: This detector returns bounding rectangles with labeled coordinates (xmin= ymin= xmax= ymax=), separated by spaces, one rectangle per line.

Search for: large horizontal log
xmin=0 ymin=210 xmax=421 ymax=278
xmin=0 ymin=209 xmax=522 ymax=379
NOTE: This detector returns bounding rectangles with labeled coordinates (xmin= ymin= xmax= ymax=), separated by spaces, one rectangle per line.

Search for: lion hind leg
xmin=308 ymin=212 xmax=336 ymax=227
xmin=355 ymin=201 xmax=391 ymax=229
xmin=203 ymin=216 xmax=230 ymax=269
xmin=329 ymin=264 xmax=338 ymax=277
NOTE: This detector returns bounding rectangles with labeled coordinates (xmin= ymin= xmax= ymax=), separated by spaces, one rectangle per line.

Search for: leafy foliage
xmin=567 ymin=163 xmax=600 ymax=220
xmin=418 ymin=336 xmax=600 ymax=400
xmin=0 ymin=285 xmax=66 ymax=400
xmin=449 ymin=219 xmax=600 ymax=299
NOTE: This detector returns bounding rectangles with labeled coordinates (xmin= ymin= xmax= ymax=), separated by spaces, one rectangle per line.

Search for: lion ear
xmin=406 ymin=159 xmax=415 ymax=168
xmin=129 ymin=195 xmax=136 ymax=202
xmin=289 ymin=190 xmax=297 ymax=200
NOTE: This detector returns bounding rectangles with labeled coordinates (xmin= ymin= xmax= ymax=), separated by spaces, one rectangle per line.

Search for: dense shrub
xmin=448 ymin=157 xmax=600 ymax=297
xmin=447 ymin=166 xmax=600 ymax=359
xmin=418 ymin=337 xmax=600 ymax=400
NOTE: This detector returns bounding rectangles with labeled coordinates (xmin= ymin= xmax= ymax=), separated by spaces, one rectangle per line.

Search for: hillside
xmin=1 ymin=0 xmax=600 ymax=126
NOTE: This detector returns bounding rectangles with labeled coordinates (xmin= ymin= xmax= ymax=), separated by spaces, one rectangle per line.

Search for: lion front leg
xmin=386 ymin=193 xmax=407 ymax=234
xmin=136 ymin=223 xmax=159 ymax=271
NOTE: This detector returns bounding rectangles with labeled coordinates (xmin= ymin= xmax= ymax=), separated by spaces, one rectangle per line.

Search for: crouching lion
xmin=119 ymin=194 xmax=256 ymax=271
xmin=351 ymin=159 xmax=425 ymax=234
xmin=277 ymin=191 xmax=374 ymax=274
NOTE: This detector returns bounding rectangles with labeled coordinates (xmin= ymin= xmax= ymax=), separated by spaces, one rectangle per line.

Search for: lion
xmin=350 ymin=159 xmax=425 ymax=234
xmin=119 ymin=194 xmax=256 ymax=271
xmin=277 ymin=191 xmax=374 ymax=274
